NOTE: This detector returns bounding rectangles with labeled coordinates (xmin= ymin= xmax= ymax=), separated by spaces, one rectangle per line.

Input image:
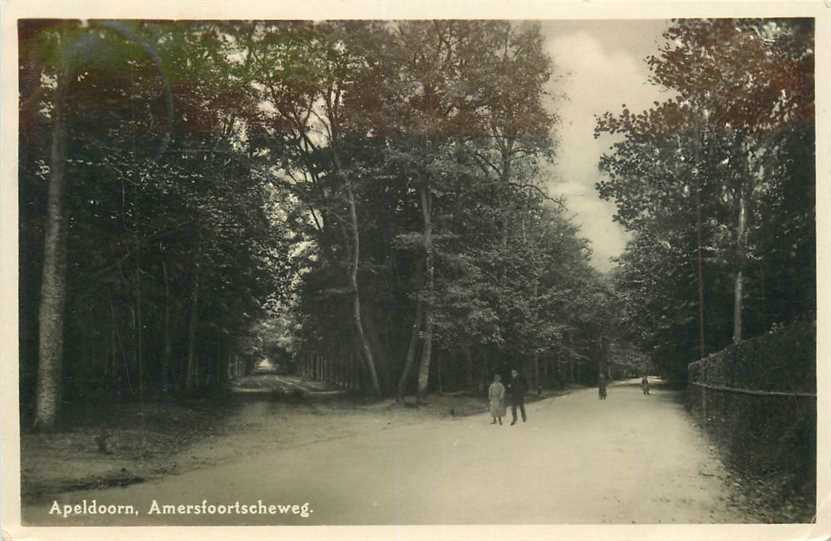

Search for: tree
xmin=381 ymin=21 xmax=560 ymax=400
xmin=21 ymin=21 xmax=294 ymax=425
xmin=20 ymin=20 xmax=614 ymax=412
xmin=29 ymin=20 xmax=175 ymax=428
xmin=646 ymin=18 xmax=814 ymax=343
xmin=33 ymin=23 xmax=70 ymax=430
xmin=597 ymin=18 xmax=814 ymax=378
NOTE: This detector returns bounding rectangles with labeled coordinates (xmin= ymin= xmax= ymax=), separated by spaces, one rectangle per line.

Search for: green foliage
xmin=597 ymin=19 xmax=815 ymax=379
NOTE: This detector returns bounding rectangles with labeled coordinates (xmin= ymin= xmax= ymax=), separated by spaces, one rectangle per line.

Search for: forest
xmin=19 ymin=18 xmax=815 ymax=431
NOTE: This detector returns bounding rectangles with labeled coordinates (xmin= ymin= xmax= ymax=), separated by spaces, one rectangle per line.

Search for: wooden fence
xmin=688 ymin=381 xmax=816 ymax=421
xmin=298 ymin=351 xmax=363 ymax=391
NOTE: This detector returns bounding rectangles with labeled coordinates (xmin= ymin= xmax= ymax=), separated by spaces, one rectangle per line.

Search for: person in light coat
xmin=488 ymin=374 xmax=506 ymax=425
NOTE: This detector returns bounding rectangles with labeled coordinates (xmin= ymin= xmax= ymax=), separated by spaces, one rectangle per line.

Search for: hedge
xmin=688 ymin=320 xmax=815 ymax=393
xmin=686 ymin=321 xmax=816 ymax=522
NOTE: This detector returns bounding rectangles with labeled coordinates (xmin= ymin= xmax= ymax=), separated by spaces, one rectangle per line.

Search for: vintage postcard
xmin=2 ymin=1 xmax=829 ymax=540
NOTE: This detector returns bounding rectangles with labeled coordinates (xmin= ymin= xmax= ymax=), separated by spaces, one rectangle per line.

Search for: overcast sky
xmin=538 ymin=20 xmax=672 ymax=272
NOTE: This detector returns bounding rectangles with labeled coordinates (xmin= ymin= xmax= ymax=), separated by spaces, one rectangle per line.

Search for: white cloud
xmin=540 ymin=26 xmax=667 ymax=272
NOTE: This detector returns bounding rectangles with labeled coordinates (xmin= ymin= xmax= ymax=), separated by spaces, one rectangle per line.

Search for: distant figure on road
xmin=641 ymin=375 xmax=650 ymax=395
xmin=598 ymin=373 xmax=607 ymax=400
xmin=488 ymin=374 xmax=506 ymax=425
xmin=508 ymin=369 xmax=528 ymax=425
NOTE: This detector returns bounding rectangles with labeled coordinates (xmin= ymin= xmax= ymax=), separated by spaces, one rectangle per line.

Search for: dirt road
xmin=23 ymin=380 xmax=752 ymax=525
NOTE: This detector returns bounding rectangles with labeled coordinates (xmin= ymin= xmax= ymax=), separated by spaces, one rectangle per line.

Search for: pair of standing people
xmin=488 ymin=369 xmax=528 ymax=426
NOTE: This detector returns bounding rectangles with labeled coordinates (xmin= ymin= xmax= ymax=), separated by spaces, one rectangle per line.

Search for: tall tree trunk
xmin=109 ymin=294 xmax=123 ymax=397
xmin=185 ymin=243 xmax=200 ymax=391
xmin=533 ymin=351 xmax=540 ymax=395
xmin=568 ymin=347 xmax=575 ymax=385
xmin=396 ymin=295 xmax=423 ymax=401
xmin=436 ymin=350 xmax=443 ymax=393
xmin=161 ymin=258 xmax=172 ymax=392
xmin=480 ymin=347 xmax=490 ymax=394
xmin=34 ymin=57 xmax=69 ymax=430
xmin=345 ymin=180 xmax=382 ymax=398
xmin=362 ymin=302 xmax=390 ymax=392
xmin=499 ymin=144 xmax=513 ymax=285
xmin=134 ymin=237 xmax=143 ymax=401
xmin=695 ymin=182 xmax=706 ymax=359
xmin=464 ymin=346 xmax=474 ymax=388
xmin=733 ymin=187 xmax=748 ymax=344
xmin=759 ymin=264 xmax=768 ymax=331
xmin=732 ymin=131 xmax=753 ymax=345
xmin=531 ymin=280 xmax=540 ymax=393
xmin=327 ymin=116 xmax=382 ymax=398
xmin=108 ymin=295 xmax=116 ymax=382
xmin=19 ymin=32 xmax=45 ymax=403
xmin=416 ymin=184 xmax=434 ymax=402
xmin=215 ymin=337 xmax=224 ymax=388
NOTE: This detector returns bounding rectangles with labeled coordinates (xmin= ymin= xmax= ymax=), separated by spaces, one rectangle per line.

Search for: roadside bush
xmin=688 ymin=321 xmax=815 ymax=392
xmin=687 ymin=321 xmax=816 ymax=522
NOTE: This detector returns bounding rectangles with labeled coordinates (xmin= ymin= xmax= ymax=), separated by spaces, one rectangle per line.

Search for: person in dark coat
xmin=507 ymin=369 xmax=528 ymax=425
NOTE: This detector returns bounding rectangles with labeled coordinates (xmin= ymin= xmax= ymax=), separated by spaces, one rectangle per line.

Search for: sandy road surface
xmin=23 ymin=380 xmax=752 ymax=525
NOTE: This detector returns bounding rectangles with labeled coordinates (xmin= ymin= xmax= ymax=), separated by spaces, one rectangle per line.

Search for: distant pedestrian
xmin=488 ymin=374 xmax=506 ymax=425
xmin=598 ymin=373 xmax=607 ymax=400
xmin=508 ymin=369 xmax=528 ymax=425
xmin=641 ymin=375 xmax=650 ymax=395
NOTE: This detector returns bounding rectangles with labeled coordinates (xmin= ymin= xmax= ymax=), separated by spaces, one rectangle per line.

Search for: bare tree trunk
xmin=161 ymin=259 xmax=172 ymax=392
xmin=532 ymin=280 xmax=540 ymax=393
xmin=760 ymin=265 xmax=768 ymax=330
xmin=345 ymin=180 xmax=382 ymax=398
xmin=416 ymin=184 xmax=434 ymax=402
xmin=350 ymin=351 xmax=357 ymax=390
xmin=108 ymin=296 xmax=116 ymax=382
xmin=134 ymin=237 xmax=143 ymax=401
xmin=733 ymin=188 xmax=748 ymax=344
xmin=114 ymin=310 xmax=132 ymax=395
xmin=185 ymin=243 xmax=200 ymax=391
xmin=566 ymin=334 xmax=575 ymax=384
xmin=500 ymin=208 xmax=510 ymax=281
xmin=396 ymin=295 xmax=423 ymax=401
xmin=436 ymin=351 xmax=443 ymax=393
xmin=499 ymin=145 xmax=513 ymax=285
xmin=569 ymin=357 xmax=575 ymax=385
xmin=464 ymin=346 xmax=474 ymax=388
xmin=216 ymin=337 xmax=225 ymax=388
xmin=480 ymin=348 xmax=490 ymax=394
xmin=733 ymin=272 xmax=744 ymax=344
xmin=362 ymin=302 xmax=390 ymax=392
xmin=533 ymin=351 xmax=540 ymax=395
xmin=34 ymin=58 xmax=69 ymax=430
xmin=732 ymin=130 xmax=753 ymax=345
xmin=695 ymin=182 xmax=706 ymax=359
